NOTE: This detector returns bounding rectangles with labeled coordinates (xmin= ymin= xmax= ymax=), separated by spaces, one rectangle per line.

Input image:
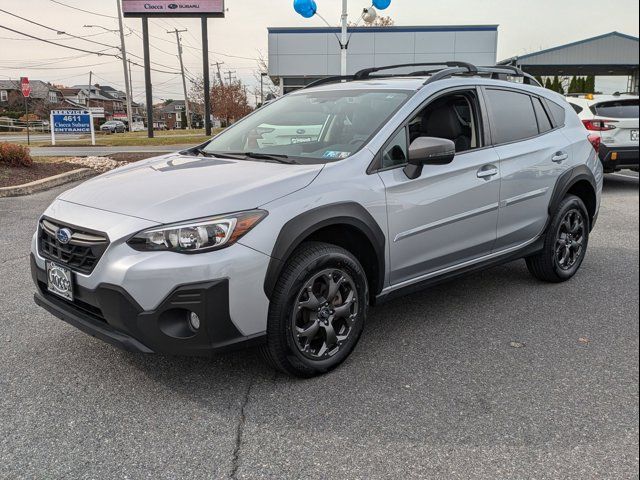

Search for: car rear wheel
xmin=260 ymin=242 xmax=368 ymax=377
xmin=526 ymin=194 xmax=590 ymax=282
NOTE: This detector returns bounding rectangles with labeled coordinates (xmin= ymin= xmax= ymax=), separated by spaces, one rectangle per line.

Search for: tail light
xmin=587 ymin=134 xmax=601 ymax=153
xmin=582 ymin=119 xmax=617 ymax=131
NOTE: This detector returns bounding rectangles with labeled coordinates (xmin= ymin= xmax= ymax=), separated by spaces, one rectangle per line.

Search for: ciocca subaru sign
xmin=122 ymin=0 xmax=225 ymax=17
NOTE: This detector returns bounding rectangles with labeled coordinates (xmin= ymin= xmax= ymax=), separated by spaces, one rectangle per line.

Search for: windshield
xmin=203 ymin=89 xmax=412 ymax=164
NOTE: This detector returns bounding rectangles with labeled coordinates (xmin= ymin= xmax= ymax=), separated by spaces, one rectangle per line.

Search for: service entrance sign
xmin=50 ymin=110 xmax=95 ymax=145
xmin=122 ymin=0 xmax=225 ymax=17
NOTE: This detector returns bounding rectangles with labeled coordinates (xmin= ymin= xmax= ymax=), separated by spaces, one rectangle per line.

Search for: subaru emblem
xmin=56 ymin=228 xmax=72 ymax=245
xmin=168 ymin=3 xmax=178 ymax=9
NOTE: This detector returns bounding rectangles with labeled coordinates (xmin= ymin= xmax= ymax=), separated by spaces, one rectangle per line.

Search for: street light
xmin=293 ymin=0 xmax=392 ymax=77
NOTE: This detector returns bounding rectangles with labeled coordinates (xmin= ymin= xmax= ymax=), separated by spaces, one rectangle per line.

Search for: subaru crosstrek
xmin=31 ymin=63 xmax=603 ymax=377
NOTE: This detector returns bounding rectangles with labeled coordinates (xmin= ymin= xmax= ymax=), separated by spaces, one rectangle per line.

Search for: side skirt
xmin=374 ymin=236 xmax=544 ymax=306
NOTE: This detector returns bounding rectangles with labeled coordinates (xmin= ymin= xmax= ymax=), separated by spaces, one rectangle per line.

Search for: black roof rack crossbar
xmin=354 ymin=61 xmax=478 ymax=80
xmin=423 ymin=65 xmax=543 ymax=87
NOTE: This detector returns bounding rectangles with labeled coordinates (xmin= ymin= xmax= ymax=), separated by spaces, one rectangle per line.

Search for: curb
xmin=0 ymin=168 xmax=96 ymax=198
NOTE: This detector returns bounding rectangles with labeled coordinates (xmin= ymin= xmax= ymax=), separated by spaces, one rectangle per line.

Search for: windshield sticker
xmin=322 ymin=151 xmax=351 ymax=159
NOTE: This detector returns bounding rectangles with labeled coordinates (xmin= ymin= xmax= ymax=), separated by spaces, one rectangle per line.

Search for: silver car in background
xmin=31 ymin=63 xmax=602 ymax=377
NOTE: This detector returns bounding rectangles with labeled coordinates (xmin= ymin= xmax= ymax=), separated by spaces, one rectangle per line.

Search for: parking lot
xmin=0 ymin=172 xmax=638 ymax=479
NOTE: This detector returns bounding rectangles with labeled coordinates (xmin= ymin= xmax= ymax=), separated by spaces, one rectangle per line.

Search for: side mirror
xmin=403 ymin=137 xmax=456 ymax=179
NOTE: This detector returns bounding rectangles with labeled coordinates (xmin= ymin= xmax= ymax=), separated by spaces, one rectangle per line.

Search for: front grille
xmin=38 ymin=218 xmax=109 ymax=274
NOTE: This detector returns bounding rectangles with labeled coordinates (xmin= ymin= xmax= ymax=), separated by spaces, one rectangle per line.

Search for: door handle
xmin=477 ymin=165 xmax=498 ymax=179
xmin=552 ymin=152 xmax=569 ymax=163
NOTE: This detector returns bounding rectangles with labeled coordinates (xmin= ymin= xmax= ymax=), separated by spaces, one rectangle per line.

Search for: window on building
xmin=49 ymin=92 xmax=58 ymax=103
xmin=0 ymin=90 xmax=7 ymax=102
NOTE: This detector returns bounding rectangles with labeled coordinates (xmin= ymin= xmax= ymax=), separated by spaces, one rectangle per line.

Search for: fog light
xmin=611 ymin=152 xmax=618 ymax=160
xmin=189 ymin=312 xmax=201 ymax=331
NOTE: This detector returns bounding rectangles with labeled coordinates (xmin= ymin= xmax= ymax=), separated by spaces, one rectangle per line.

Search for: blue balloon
xmin=372 ymin=0 xmax=391 ymax=9
xmin=294 ymin=0 xmax=317 ymax=18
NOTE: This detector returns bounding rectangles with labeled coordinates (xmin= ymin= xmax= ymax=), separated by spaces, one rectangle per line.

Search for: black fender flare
xmin=547 ymin=164 xmax=597 ymax=229
xmin=263 ymin=202 xmax=386 ymax=299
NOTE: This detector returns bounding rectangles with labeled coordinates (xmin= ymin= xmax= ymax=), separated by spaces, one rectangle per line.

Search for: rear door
xmin=484 ymin=87 xmax=572 ymax=251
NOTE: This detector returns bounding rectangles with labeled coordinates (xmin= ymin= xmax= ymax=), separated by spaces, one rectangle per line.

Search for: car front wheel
xmin=260 ymin=242 xmax=368 ymax=377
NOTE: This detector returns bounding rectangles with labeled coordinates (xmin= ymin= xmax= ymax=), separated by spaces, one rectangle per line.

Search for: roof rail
xmin=302 ymin=62 xmax=543 ymax=90
xmin=353 ymin=61 xmax=477 ymax=80
xmin=304 ymin=76 xmax=355 ymax=89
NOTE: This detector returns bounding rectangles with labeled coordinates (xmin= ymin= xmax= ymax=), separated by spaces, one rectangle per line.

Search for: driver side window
xmin=381 ymin=128 xmax=408 ymax=169
xmin=408 ymin=90 xmax=481 ymax=153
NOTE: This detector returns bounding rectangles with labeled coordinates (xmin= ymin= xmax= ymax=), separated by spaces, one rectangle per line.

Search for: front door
xmin=376 ymin=88 xmax=501 ymax=286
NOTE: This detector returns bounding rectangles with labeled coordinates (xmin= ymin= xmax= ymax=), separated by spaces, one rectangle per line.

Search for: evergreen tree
xmin=545 ymin=78 xmax=553 ymax=90
xmin=569 ymin=77 xmax=577 ymax=93
xmin=586 ymin=76 xmax=596 ymax=93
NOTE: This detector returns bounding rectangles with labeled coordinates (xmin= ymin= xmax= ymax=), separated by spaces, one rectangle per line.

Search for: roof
xmin=0 ymin=79 xmax=59 ymax=99
xmin=268 ymin=25 xmax=498 ymax=34
xmin=500 ymin=32 xmax=639 ymax=76
xmin=157 ymin=100 xmax=186 ymax=113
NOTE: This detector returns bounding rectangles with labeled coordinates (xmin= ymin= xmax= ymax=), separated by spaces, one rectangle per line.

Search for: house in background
xmin=156 ymin=100 xmax=187 ymax=130
xmin=0 ymin=79 xmax=64 ymax=119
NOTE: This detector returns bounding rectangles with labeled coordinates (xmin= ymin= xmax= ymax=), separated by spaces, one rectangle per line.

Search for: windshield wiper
xmin=216 ymin=151 xmax=298 ymax=164
xmin=242 ymin=152 xmax=298 ymax=164
xmin=196 ymin=150 xmax=298 ymax=164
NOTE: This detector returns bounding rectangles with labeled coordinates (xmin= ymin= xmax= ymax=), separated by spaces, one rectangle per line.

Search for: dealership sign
xmin=122 ymin=0 xmax=225 ymax=17
xmin=50 ymin=110 xmax=95 ymax=145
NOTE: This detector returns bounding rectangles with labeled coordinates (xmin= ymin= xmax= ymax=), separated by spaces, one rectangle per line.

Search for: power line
xmin=0 ymin=24 xmax=117 ymax=56
xmin=49 ymin=0 xmax=118 ymax=19
xmin=0 ymin=24 xmax=181 ymax=75
xmin=0 ymin=8 xmax=119 ymax=50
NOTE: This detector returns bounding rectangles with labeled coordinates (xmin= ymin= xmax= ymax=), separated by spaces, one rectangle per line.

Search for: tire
xmin=526 ymin=194 xmax=590 ymax=283
xmin=259 ymin=241 xmax=369 ymax=377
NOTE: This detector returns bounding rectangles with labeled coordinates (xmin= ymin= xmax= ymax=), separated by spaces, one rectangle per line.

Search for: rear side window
xmin=569 ymin=103 xmax=583 ymax=114
xmin=591 ymin=100 xmax=639 ymax=119
xmin=485 ymin=89 xmax=539 ymax=144
xmin=544 ymin=99 xmax=566 ymax=127
xmin=532 ymin=97 xmax=553 ymax=133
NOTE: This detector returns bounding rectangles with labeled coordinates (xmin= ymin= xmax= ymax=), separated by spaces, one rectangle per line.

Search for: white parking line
xmin=611 ymin=173 xmax=639 ymax=180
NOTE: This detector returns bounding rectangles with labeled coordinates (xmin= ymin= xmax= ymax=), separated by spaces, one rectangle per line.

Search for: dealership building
xmin=267 ymin=25 xmax=498 ymax=94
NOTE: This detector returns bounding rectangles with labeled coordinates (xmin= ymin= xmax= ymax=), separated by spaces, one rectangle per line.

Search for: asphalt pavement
xmin=0 ymin=173 xmax=638 ymax=479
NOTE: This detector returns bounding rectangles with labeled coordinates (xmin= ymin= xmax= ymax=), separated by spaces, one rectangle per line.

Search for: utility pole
xmin=167 ymin=28 xmax=191 ymax=129
xmin=116 ymin=0 xmax=134 ymax=131
xmin=340 ymin=0 xmax=348 ymax=77
xmin=128 ymin=58 xmax=134 ymax=120
xmin=225 ymin=70 xmax=236 ymax=85
xmin=212 ymin=61 xmax=224 ymax=85
xmin=87 ymin=70 xmax=92 ymax=107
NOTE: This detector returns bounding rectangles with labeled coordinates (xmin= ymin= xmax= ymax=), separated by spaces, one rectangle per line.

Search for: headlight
xmin=127 ymin=209 xmax=267 ymax=253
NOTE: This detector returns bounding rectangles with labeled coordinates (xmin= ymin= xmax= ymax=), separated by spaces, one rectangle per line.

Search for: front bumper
xmin=32 ymin=255 xmax=265 ymax=355
xmin=599 ymin=145 xmax=639 ymax=170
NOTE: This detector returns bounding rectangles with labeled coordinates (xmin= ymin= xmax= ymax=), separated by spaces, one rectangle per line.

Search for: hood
xmin=59 ymin=153 xmax=323 ymax=223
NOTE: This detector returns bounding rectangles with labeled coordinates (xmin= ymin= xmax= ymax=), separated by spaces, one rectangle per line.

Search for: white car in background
xmin=566 ymin=94 xmax=639 ymax=172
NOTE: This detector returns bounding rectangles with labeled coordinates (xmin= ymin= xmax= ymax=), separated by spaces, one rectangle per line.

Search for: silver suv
xmin=32 ymin=63 xmax=603 ymax=377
